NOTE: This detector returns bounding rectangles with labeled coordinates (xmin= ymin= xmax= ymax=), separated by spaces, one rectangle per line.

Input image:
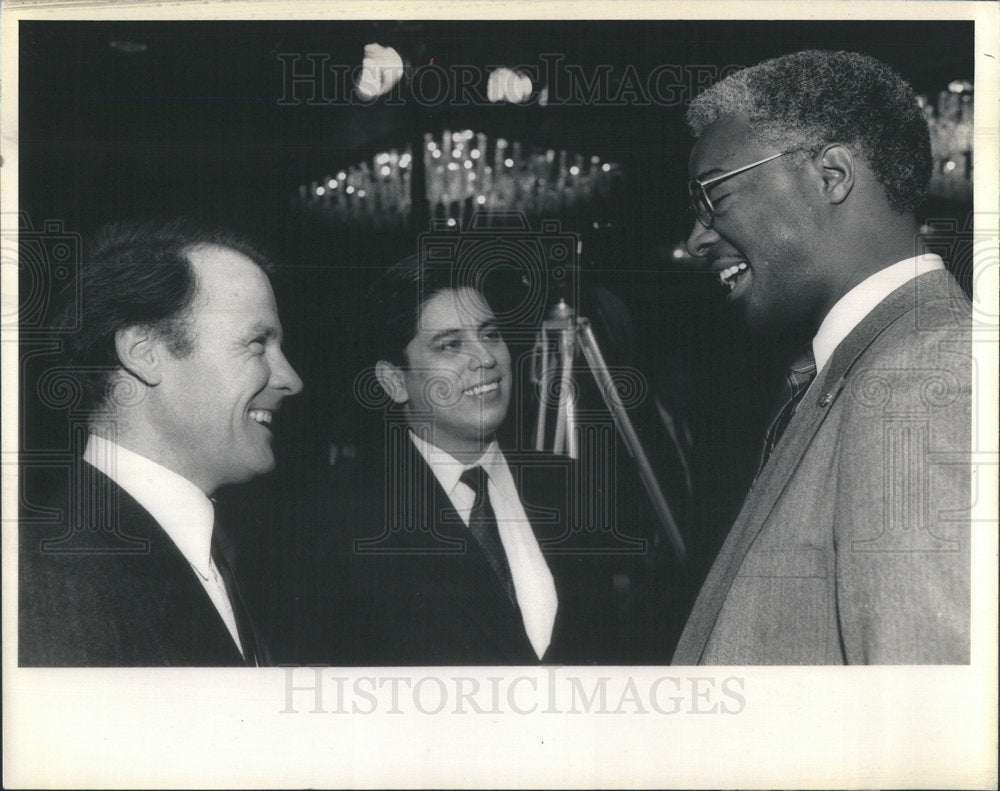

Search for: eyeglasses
xmin=687 ymin=150 xmax=794 ymax=229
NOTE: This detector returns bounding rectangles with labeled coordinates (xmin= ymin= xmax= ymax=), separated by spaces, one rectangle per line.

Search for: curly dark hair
xmin=57 ymin=217 xmax=275 ymax=412
xmin=686 ymin=50 xmax=932 ymax=214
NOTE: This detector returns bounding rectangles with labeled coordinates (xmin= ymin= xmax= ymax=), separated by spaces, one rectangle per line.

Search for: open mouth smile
xmin=718 ymin=261 xmax=749 ymax=292
xmin=463 ymin=382 xmax=499 ymax=397
xmin=248 ymin=409 xmax=273 ymax=425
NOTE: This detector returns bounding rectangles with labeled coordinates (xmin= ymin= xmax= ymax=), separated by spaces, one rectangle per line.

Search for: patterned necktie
xmin=210 ymin=526 xmax=261 ymax=667
xmin=755 ymin=345 xmax=817 ymax=479
xmin=459 ymin=466 xmax=517 ymax=606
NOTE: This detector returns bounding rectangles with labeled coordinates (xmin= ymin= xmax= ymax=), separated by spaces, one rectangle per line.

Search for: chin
xmin=240 ymin=455 xmax=277 ymax=481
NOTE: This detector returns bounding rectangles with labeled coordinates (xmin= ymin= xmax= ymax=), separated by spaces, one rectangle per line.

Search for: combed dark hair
xmin=365 ymin=253 xmax=466 ymax=368
xmin=686 ymin=50 xmax=932 ymax=214
xmin=58 ymin=217 xmax=275 ymax=412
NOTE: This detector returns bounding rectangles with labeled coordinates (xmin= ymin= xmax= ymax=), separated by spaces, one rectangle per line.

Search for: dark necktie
xmin=459 ymin=466 xmax=517 ymax=606
xmin=755 ymin=345 xmax=817 ymax=479
xmin=210 ymin=526 xmax=262 ymax=667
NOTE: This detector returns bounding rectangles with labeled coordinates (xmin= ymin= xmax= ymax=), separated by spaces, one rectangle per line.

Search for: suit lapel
xmin=87 ymin=467 xmax=248 ymax=665
xmin=399 ymin=439 xmax=537 ymax=663
xmin=516 ymin=456 xmax=594 ymax=663
xmin=674 ymin=271 xmax=958 ymax=664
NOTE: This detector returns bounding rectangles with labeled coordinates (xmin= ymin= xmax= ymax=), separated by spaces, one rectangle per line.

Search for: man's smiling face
xmin=149 ymin=244 xmax=303 ymax=493
xmin=685 ymin=114 xmax=831 ymax=335
xmin=392 ymin=287 xmax=512 ymax=456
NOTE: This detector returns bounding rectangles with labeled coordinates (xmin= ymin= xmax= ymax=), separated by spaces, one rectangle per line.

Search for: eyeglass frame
xmin=687 ymin=150 xmax=797 ymax=229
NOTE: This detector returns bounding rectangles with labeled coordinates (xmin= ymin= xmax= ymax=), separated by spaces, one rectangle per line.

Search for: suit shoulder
xmin=861 ymin=280 xmax=971 ymax=370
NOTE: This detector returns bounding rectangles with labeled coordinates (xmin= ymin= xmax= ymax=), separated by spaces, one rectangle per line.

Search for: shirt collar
xmin=408 ymin=431 xmax=502 ymax=497
xmin=813 ymin=254 xmax=945 ymax=375
xmin=83 ymin=434 xmax=216 ymax=579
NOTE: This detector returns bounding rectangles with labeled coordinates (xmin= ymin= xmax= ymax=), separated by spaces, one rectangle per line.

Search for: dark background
xmin=17 ymin=19 xmax=975 ymax=661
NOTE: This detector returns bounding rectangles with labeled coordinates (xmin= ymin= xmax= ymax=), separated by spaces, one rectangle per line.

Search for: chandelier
xmin=297 ymin=129 xmax=623 ymax=230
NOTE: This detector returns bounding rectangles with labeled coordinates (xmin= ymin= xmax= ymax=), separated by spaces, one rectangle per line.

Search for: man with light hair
xmin=673 ymin=50 xmax=971 ymax=664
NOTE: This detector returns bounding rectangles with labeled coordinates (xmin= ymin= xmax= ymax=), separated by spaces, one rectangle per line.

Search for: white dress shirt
xmin=409 ymin=432 xmax=559 ymax=659
xmin=812 ymin=253 xmax=945 ymax=376
xmin=83 ymin=434 xmax=245 ymax=657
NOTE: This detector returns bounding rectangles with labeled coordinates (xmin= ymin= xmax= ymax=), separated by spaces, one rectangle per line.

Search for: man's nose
xmin=468 ymin=342 xmax=497 ymax=369
xmin=686 ymin=220 xmax=718 ymax=260
xmin=272 ymin=350 xmax=304 ymax=396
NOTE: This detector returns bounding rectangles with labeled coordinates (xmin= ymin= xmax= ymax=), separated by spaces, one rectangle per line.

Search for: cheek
xmin=496 ymin=344 xmax=512 ymax=372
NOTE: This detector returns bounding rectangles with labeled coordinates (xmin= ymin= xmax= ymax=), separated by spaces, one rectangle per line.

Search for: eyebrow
xmin=428 ymin=321 xmax=498 ymax=345
xmin=247 ymin=322 xmax=281 ymax=340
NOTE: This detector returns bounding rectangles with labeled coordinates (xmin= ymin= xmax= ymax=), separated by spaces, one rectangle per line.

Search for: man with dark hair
xmin=672 ymin=50 xmax=971 ymax=664
xmin=330 ymin=254 xmax=623 ymax=664
xmin=19 ymin=218 xmax=303 ymax=666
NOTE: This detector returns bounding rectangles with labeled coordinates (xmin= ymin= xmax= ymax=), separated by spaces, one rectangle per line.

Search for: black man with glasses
xmin=672 ymin=50 xmax=971 ymax=665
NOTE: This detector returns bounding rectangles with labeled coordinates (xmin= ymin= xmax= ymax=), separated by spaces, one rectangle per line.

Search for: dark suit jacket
xmin=19 ymin=463 xmax=264 ymax=666
xmin=306 ymin=428 xmax=633 ymax=665
xmin=673 ymin=270 xmax=972 ymax=664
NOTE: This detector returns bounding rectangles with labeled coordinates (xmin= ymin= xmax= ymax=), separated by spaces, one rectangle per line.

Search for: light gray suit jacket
xmin=673 ymin=270 xmax=972 ymax=664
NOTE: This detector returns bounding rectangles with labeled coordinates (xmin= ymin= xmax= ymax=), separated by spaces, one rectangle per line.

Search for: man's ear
xmin=114 ymin=326 xmax=163 ymax=387
xmin=818 ymin=144 xmax=855 ymax=205
xmin=375 ymin=360 xmax=409 ymax=404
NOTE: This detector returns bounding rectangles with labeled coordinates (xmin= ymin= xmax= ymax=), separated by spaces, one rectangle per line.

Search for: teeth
xmin=248 ymin=409 xmax=272 ymax=425
xmin=718 ymin=262 xmax=748 ymax=291
xmin=464 ymin=382 xmax=499 ymax=397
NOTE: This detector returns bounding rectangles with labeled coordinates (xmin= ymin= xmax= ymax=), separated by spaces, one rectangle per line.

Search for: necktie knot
xmin=786 ymin=347 xmax=817 ymax=392
xmin=755 ymin=345 xmax=817 ymax=479
xmin=460 ymin=465 xmax=489 ymax=502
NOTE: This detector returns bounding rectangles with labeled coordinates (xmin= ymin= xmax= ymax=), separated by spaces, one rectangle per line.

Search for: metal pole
xmin=577 ymin=318 xmax=687 ymax=563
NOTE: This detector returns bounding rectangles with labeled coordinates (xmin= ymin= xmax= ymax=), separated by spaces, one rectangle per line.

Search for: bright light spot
xmin=504 ymin=158 xmax=514 ymax=168
xmin=446 ymin=218 xmax=457 ymax=227
xmin=943 ymin=160 xmax=956 ymax=172
xmin=427 ymin=141 xmax=438 ymax=150
xmin=569 ymin=166 xmax=580 ymax=176
xmin=399 ymin=153 xmax=412 ymax=168
xmin=601 ymin=163 xmax=611 ymax=172
xmin=470 ymin=149 xmax=481 ymax=159
xmin=468 ymin=172 xmax=476 ymax=180
xmin=591 ymin=155 xmax=600 ymax=164
xmin=672 ymin=247 xmax=685 ymax=259
xmin=452 ymin=149 xmax=462 ymax=158
xmin=380 ymin=165 xmax=391 ymax=177
xmin=315 ymin=186 xmax=326 ymax=196
xmin=375 ymin=152 xmax=390 ymax=165
xmin=346 ymin=185 xmax=356 ymax=194
xmin=463 ymin=160 xmax=473 ymax=169
xmin=432 ymin=150 xmax=441 ymax=159
xmin=476 ymin=195 xmax=486 ymax=205
xmin=337 ymin=171 xmax=347 ymax=180
xmin=447 ymin=162 xmax=459 ymax=171
xmin=327 ymin=179 xmax=337 ymax=188
xmin=487 ymin=68 xmax=533 ymax=103
xmin=357 ymin=189 xmax=366 ymax=198
xmin=355 ymin=43 xmax=404 ymax=100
